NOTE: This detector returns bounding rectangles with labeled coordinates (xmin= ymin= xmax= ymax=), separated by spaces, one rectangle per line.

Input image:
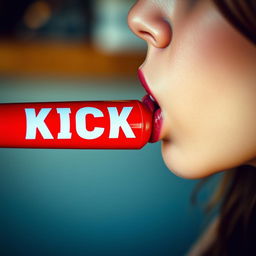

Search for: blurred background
xmin=0 ymin=1 xmax=219 ymax=255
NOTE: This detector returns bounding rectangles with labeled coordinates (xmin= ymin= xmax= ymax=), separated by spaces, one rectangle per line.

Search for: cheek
xmin=161 ymin=88 xmax=256 ymax=179
xmin=160 ymin=59 xmax=256 ymax=179
xmin=158 ymin=18 xmax=256 ymax=179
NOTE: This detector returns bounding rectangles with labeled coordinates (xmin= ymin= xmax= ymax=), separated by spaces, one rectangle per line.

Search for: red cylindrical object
xmin=0 ymin=100 xmax=152 ymax=149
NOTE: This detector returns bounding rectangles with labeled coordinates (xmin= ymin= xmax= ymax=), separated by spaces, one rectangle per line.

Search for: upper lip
xmin=138 ymin=69 xmax=158 ymax=104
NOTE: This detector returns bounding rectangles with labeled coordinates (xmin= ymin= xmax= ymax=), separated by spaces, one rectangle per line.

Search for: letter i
xmin=57 ymin=108 xmax=72 ymax=139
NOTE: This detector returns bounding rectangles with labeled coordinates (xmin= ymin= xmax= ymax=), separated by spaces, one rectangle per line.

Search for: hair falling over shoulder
xmin=200 ymin=165 xmax=256 ymax=255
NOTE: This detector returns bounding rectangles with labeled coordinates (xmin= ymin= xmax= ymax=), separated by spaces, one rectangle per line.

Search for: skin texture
xmin=128 ymin=0 xmax=256 ymax=179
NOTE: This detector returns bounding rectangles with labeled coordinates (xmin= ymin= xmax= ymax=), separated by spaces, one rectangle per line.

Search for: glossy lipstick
xmin=138 ymin=69 xmax=163 ymax=143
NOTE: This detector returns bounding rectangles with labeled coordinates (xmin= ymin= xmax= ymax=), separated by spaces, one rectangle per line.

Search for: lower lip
xmin=150 ymin=108 xmax=163 ymax=143
xmin=142 ymin=95 xmax=163 ymax=143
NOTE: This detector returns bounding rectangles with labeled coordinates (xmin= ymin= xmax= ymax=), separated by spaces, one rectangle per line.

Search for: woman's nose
xmin=128 ymin=1 xmax=172 ymax=48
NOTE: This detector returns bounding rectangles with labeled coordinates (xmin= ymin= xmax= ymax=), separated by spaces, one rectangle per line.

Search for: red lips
xmin=138 ymin=69 xmax=158 ymax=103
xmin=138 ymin=69 xmax=163 ymax=143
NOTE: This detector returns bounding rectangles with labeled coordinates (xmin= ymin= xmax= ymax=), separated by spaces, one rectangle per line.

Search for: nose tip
xmin=128 ymin=3 xmax=172 ymax=48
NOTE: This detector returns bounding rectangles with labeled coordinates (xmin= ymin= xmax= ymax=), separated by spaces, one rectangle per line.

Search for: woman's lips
xmin=141 ymin=94 xmax=158 ymax=112
xmin=151 ymin=108 xmax=163 ymax=143
xmin=138 ymin=69 xmax=158 ymax=103
xmin=138 ymin=70 xmax=163 ymax=143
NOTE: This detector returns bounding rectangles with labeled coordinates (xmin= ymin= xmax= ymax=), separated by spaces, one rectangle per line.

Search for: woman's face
xmin=128 ymin=0 xmax=256 ymax=179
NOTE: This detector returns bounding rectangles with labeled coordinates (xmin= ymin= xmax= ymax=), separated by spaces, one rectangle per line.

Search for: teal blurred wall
xmin=0 ymin=77 xmax=215 ymax=256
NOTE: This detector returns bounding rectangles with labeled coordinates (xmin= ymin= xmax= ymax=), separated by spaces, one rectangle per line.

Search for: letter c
xmin=76 ymin=107 xmax=104 ymax=139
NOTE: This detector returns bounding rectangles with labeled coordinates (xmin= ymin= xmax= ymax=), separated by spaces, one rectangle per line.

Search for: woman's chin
xmin=161 ymin=141 xmax=220 ymax=180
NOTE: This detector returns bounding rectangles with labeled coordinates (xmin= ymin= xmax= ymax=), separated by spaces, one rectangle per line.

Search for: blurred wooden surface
xmin=0 ymin=40 xmax=145 ymax=78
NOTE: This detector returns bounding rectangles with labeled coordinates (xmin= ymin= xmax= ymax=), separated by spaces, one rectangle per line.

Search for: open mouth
xmin=138 ymin=70 xmax=163 ymax=143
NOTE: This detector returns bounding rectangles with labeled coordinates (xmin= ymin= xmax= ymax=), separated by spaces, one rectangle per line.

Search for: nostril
xmin=139 ymin=30 xmax=157 ymax=44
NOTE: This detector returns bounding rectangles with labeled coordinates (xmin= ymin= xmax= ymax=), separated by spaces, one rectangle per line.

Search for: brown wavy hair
xmin=196 ymin=165 xmax=256 ymax=255
xmin=193 ymin=1 xmax=256 ymax=255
